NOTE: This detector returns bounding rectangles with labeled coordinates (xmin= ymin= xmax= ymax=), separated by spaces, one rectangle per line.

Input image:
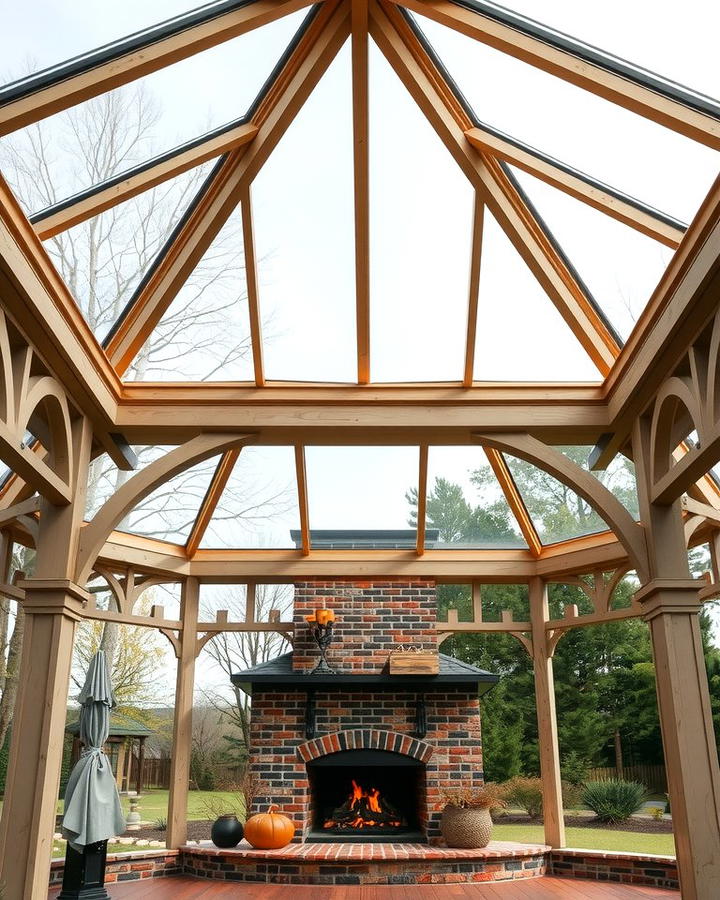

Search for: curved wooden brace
xmin=0 ymin=311 xmax=15 ymax=427
xmin=17 ymin=377 xmax=74 ymax=485
xmin=475 ymin=432 xmax=650 ymax=582
xmin=195 ymin=630 xmax=221 ymax=658
xmin=129 ymin=575 xmax=179 ymax=615
xmin=510 ymin=631 xmax=533 ymax=656
xmin=604 ymin=565 xmax=633 ymax=612
xmin=650 ymin=375 xmax=704 ymax=486
xmin=547 ymin=629 xmax=565 ymax=658
xmin=75 ymin=433 xmax=255 ymax=584
xmin=159 ymin=628 xmax=181 ymax=660
xmin=706 ymin=305 xmax=720 ymax=427
xmin=684 ymin=513 xmax=708 ymax=546
xmin=90 ymin=568 xmax=127 ymax=615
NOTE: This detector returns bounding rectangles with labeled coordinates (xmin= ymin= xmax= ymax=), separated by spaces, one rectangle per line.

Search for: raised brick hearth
xmin=235 ymin=579 xmax=496 ymax=842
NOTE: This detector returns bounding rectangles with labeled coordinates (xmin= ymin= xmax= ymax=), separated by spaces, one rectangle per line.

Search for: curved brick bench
xmin=180 ymin=840 xmax=550 ymax=885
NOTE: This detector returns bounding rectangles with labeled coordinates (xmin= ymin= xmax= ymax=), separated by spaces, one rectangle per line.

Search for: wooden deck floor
xmin=50 ymin=877 xmax=680 ymax=898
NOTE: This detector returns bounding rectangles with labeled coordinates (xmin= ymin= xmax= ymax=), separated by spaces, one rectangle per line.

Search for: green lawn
xmin=57 ymin=789 xmax=242 ymax=822
xmin=493 ymin=823 xmax=675 ymax=856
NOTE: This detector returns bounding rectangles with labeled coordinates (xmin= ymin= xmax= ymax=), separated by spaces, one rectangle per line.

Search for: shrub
xmin=561 ymin=780 xmax=582 ymax=811
xmin=561 ymin=750 xmax=590 ymax=786
xmin=501 ymin=777 xmax=544 ymax=819
xmin=581 ymin=779 xmax=647 ymax=824
xmin=154 ymin=817 xmax=167 ymax=831
xmin=649 ymin=806 xmax=665 ymax=821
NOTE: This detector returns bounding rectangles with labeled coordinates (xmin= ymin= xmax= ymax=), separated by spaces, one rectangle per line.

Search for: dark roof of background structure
xmin=231 ymin=651 xmax=499 ymax=694
xmin=65 ymin=711 xmax=154 ymax=737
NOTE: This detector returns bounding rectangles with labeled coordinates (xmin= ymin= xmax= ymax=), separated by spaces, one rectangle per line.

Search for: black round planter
xmin=211 ymin=814 xmax=244 ymax=848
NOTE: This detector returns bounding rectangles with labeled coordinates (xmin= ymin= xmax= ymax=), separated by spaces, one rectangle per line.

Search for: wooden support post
xmin=136 ymin=736 xmax=146 ymax=796
xmin=0 ymin=418 xmax=92 ymax=899
xmin=529 ymin=576 xmax=565 ymax=849
xmin=633 ymin=417 xmax=720 ymax=899
xmin=166 ymin=577 xmax=199 ymax=849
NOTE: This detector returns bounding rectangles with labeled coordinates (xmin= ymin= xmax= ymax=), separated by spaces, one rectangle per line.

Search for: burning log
xmin=323 ymin=779 xmax=406 ymax=830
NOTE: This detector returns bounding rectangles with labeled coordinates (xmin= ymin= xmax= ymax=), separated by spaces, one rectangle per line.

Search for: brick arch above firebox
xmin=297 ymin=729 xmax=434 ymax=764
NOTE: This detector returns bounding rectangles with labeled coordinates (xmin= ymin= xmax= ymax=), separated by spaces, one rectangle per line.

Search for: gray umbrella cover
xmin=61 ymin=651 xmax=126 ymax=850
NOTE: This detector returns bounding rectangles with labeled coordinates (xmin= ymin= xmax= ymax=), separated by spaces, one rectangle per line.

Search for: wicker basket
xmin=440 ymin=805 xmax=493 ymax=848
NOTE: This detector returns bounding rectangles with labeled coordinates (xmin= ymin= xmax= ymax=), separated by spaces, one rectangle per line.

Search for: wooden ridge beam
xmin=369 ymin=1 xmax=618 ymax=376
xmin=104 ymin=0 xmax=350 ymax=377
xmin=0 ymin=0 xmax=314 ymax=136
xmin=484 ymin=446 xmax=542 ymax=556
xmin=389 ymin=0 xmax=720 ymax=150
xmin=185 ymin=448 xmax=241 ymax=556
xmin=463 ymin=194 xmax=483 ymax=386
xmin=352 ymin=0 xmax=371 ymax=383
xmin=32 ymin=122 xmax=259 ymax=240
xmin=465 ymin=125 xmax=685 ymax=248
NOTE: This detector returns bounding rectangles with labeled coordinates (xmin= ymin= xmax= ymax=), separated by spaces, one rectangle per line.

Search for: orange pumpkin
xmin=244 ymin=804 xmax=295 ymax=849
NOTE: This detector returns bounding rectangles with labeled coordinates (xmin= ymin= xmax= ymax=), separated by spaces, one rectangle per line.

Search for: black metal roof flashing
xmin=231 ymin=652 xmax=499 ymax=696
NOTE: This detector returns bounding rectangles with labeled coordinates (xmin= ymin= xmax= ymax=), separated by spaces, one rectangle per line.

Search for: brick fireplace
xmin=233 ymin=579 xmax=497 ymax=843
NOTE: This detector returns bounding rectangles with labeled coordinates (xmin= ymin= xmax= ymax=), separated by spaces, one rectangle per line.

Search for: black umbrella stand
xmin=57 ymin=840 xmax=110 ymax=900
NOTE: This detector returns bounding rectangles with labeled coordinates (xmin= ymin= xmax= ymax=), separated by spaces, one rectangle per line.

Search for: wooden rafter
xmin=0 ymin=0 xmax=314 ymax=136
xmin=416 ymin=443 xmax=429 ymax=554
xmin=464 ymin=126 xmax=685 ymax=248
xmin=294 ymin=444 xmax=311 ymax=555
xmin=104 ymin=0 xmax=350 ymax=377
xmin=239 ymin=186 xmax=265 ymax=386
xmin=369 ymin=1 xmax=618 ymax=376
xmin=483 ymin=446 xmax=542 ymax=556
xmin=351 ymin=0 xmax=371 ymax=383
xmin=185 ymin=448 xmax=241 ymax=557
xmin=463 ymin=194 xmax=483 ymax=386
xmin=388 ymin=0 xmax=720 ymax=150
xmin=32 ymin=122 xmax=259 ymax=241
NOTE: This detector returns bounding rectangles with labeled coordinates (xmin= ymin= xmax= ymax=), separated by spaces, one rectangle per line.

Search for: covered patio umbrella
xmin=61 ymin=650 xmax=125 ymax=851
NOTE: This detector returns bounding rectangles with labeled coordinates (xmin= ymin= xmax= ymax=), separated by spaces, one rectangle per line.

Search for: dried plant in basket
xmin=439 ymin=784 xmax=507 ymax=811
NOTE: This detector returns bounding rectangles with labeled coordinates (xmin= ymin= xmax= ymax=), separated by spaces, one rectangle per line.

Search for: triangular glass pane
xmin=116 ymin=455 xmax=219 ymax=543
xmin=413 ymin=13 xmax=719 ymax=224
xmin=556 ymin=447 xmax=640 ymax=520
xmin=41 ymin=166 xmax=213 ymax=344
xmin=252 ymin=42 xmax=357 ymax=382
xmin=473 ymin=211 xmax=601 ymax=381
xmin=503 ymin=452 xmax=611 ymax=544
xmin=0 ymin=9 xmax=310 ymax=210
xmin=305 ymin=446 xmax=418 ymax=546
xmin=369 ymin=41 xmax=473 ymax=382
xmin=200 ymin=446 xmax=301 ymax=549
xmin=124 ymin=204 xmax=254 ymax=381
xmin=511 ymin=169 xmax=673 ymax=340
xmin=425 ymin=447 xmax=528 ymax=549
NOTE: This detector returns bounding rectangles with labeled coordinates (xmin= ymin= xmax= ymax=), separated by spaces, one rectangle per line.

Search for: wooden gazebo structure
xmin=0 ymin=0 xmax=719 ymax=896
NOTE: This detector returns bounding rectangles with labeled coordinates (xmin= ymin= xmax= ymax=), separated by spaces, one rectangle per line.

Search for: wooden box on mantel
xmin=388 ymin=650 xmax=440 ymax=675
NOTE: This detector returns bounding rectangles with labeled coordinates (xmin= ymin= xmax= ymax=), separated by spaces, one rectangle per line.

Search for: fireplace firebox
xmin=307 ymin=749 xmax=425 ymax=842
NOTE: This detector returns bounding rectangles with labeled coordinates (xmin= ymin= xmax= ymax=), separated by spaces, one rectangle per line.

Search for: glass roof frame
xmin=1 ymin=0 xmax=717 ymax=389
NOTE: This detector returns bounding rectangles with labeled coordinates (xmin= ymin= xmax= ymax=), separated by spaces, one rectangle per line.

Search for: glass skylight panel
xmin=40 ymin=167 xmax=212 ymax=345
xmin=116 ymin=456 xmax=218 ymax=543
xmin=473 ymin=211 xmax=601 ymax=381
xmin=252 ymin=44 xmax=357 ymax=383
xmin=0 ymin=10 xmax=309 ymax=212
xmin=199 ymin=446 xmax=301 ymax=549
xmin=510 ymin=169 xmax=673 ymax=341
xmin=504 ymin=452 xmax=610 ymax=545
xmin=305 ymin=446 xmax=419 ymax=545
xmin=125 ymin=204 xmax=254 ymax=381
xmin=414 ymin=14 xmax=720 ymax=224
xmin=557 ymin=447 xmax=640 ymax=520
xmin=369 ymin=42 xmax=472 ymax=382
xmin=85 ymin=445 xmax=172 ymax=520
xmin=425 ymin=447 xmax=527 ymax=549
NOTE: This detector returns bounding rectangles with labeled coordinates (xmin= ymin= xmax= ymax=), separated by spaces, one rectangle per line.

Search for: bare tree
xmin=199 ymin=584 xmax=293 ymax=750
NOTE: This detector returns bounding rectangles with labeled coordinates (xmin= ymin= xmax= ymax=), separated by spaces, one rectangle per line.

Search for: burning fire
xmin=323 ymin=779 xmax=403 ymax=830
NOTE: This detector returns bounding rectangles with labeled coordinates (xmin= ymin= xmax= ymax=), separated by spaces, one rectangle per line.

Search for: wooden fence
xmin=129 ymin=756 xmax=245 ymax=792
xmin=586 ymin=764 xmax=667 ymax=792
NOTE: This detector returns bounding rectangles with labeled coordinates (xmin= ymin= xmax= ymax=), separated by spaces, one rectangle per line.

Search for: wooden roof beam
xmin=0 ymin=0 xmax=315 ymax=136
xmin=294 ymin=444 xmax=311 ymax=555
xmin=483 ymin=446 xmax=542 ymax=556
xmin=463 ymin=194 xmax=483 ymax=386
xmin=185 ymin=448 xmax=241 ymax=557
xmin=352 ymin=0 xmax=371 ymax=384
xmin=104 ymin=0 xmax=350 ymax=377
xmin=240 ymin=186 xmax=265 ymax=386
xmin=465 ymin=125 xmax=686 ymax=248
xmin=416 ymin=443 xmax=429 ymax=555
xmin=32 ymin=122 xmax=259 ymax=241
xmin=369 ymin=1 xmax=618 ymax=376
xmin=389 ymin=0 xmax=720 ymax=150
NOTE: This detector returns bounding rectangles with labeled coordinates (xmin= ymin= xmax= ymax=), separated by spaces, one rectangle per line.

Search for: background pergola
xmin=0 ymin=0 xmax=720 ymax=897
